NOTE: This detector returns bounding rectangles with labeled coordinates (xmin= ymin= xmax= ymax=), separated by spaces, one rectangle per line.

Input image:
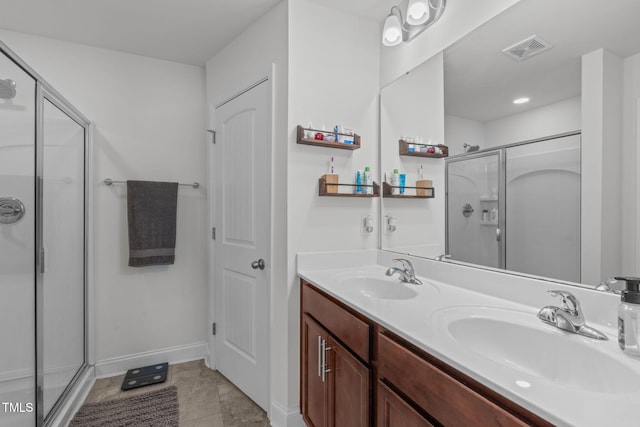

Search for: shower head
xmin=463 ymin=143 xmax=480 ymax=153
xmin=0 ymin=79 xmax=16 ymax=99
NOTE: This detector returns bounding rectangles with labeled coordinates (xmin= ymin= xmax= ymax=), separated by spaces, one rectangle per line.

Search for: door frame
xmin=37 ymin=86 xmax=93 ymax=426
xmin=207 ymin=66 xmax=274 ymax=413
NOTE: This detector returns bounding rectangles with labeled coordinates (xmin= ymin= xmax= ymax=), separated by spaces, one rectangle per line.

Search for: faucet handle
xmin=548 ymin=290 xmax=581 ymax=315
xmin=392 ymin=258 xmax=414 ymax=272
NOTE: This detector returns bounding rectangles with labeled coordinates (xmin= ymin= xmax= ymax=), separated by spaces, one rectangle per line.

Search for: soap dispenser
xmin=615 ymin=276 xmax=640 ymax=356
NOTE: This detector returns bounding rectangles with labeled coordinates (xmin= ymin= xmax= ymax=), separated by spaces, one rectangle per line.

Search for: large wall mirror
xmin=380 ymin=0 xmax=640 ymax=287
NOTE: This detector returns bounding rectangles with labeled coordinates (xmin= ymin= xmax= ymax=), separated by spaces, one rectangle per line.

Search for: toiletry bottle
xmin=616 ymin=277 xmax=640 ymax=356
xmin=363 ymin=166 xmax=373 ymax=194
xmin=305 ymin=122 xmax=314 ymax=139
xmin=355 ymin=170 xmax=363 ymax=194
xmin=490 ymin=208 xmax=498 ymax=223
xmin=399 ymin=173 xmax=406 ymax=194
xmin=392 ymin=169 xmax=400 ymax=195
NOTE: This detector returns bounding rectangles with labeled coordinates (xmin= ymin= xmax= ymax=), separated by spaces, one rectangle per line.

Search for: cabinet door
xmin=327 ymin=336 xmax=370 ymax=427
xmin=377 ymin=381 xmax=434 ymax=427
xmin=302 ymin=315 xmax=329 ymax=427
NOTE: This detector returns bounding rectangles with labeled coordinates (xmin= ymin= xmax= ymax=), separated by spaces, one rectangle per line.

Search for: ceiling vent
xmin=502 ymin=35 xmax=552 ymax=61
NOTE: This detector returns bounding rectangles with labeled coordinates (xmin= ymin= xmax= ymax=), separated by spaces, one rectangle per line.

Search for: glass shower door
xmin=505 ymin=135 xmax=581 ymax=282
xmin=0 ymin=52 xmax=37 ymax=427
xmin=446 ymin=151 xmax=503 ymax=268
xmin=41 ymin=96 xmax=87 ymax=419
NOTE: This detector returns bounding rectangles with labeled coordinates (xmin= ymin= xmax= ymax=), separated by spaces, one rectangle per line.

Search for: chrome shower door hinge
xmin=212 ymin=227 xmax=216 ymax=240
xmin=212 ymin=322 xmax=216 ymax=335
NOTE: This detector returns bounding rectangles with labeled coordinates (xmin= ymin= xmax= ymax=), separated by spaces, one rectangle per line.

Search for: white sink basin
xmin=340 ymin=277 xmax=419 ymax=300
xmin=433 ymin=306 xmax=639 ymax=394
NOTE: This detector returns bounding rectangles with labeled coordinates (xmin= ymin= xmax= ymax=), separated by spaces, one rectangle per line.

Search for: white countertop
xmin=297 ymin=250 xmax=640 ymax=427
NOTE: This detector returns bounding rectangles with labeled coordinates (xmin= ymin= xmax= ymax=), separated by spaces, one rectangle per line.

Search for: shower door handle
xmin=496 ymin=228 xmax=502 ymax=242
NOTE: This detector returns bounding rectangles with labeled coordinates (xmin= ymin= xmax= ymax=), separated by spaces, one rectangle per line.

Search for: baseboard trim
xmin=269 ymin=401 xmax=304 ymax=427
xmin=94 ymin=342 xmax=209 ymax=379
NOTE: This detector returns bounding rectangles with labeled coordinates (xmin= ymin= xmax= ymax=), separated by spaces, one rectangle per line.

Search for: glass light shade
xmin=407 ymin=0 xmax=430 ymax=25
xmin=382 ymin=13 xmax=403 ymax=46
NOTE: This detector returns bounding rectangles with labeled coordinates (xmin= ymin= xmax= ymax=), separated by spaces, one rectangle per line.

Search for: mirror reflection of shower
xmin=446 ymin=133 xmax=581 ymax=282
xmin=463 ymin=143 xmax=480 ymax=153
xmin=0 ymin=78 xmax=27 ymax=111
xmin=0 ymin=78 xmax=16 ymax=99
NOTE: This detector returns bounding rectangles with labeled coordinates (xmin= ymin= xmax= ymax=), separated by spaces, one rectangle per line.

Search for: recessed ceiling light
xmin=513 ymin=97 xmax=530 ymax=105
xmin=515 ymin=380 xmax=531 ymax=388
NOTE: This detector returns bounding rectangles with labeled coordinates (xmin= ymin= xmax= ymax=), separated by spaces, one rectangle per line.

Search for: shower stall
xmin=446 ymin=133 xmax=581 ymax=282
xmin=1 ymin=42 xmax=91 ymax=426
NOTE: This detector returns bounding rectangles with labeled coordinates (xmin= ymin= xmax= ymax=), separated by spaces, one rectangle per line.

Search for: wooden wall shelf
xmin=319 ymin=177 xmax=379 ymax=197
xmin=383 ymin=182 xmax=434 ymax=199
xmin=399 ymin=140 xmax=448 ymax=158
xmin=297 ymin=125 xmax=361 ymax=150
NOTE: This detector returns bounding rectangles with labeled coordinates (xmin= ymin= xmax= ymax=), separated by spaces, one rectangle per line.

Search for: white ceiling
xmin=0 ymin=0 xmax=282 ymax=66
xmin=0 ymin=0 xmax=394 ymax=66
xmin=444 ymin=0 xmax=640 ymax=122
xmin=306 ymin=0 xmax=396 ymax=21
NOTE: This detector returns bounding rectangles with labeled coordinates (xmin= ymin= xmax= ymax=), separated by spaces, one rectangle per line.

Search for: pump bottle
xmin=616 ymin=276 xmax=640 ymax=356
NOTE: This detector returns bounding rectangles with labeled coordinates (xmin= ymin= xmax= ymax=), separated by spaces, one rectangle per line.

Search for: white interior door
xmin=214 ymin=80 xmax=270 ymax=411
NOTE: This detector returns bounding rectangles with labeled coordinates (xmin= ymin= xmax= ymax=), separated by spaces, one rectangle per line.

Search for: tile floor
xmin=83 ymin=360 xmax=270 ymax=426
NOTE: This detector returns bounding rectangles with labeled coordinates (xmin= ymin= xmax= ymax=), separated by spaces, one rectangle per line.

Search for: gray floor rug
xmin=70 ymin=386 xmax=179 ymax=427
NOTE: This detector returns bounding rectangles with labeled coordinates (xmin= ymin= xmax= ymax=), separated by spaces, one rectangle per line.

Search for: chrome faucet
xmin=537 ymin=290 xmax=608 ymax=340
xmin=386 ymin=258 xmax=422 ymax=285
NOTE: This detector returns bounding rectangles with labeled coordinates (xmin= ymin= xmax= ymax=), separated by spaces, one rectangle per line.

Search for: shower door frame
xmin=444 ymin=130 xmax=582 ymax=275
xmin=0 ymin=40 xmax=93 ymax=427
xmin=445 ymin=150 xmax=506 ymax=269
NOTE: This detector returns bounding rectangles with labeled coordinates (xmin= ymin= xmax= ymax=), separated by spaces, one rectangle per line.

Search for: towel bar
xmin=104 ymin=178 xmax=200 ymax=189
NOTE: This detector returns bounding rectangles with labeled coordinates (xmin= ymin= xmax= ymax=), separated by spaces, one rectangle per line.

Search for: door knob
xmin=251 ymin=259 xmax=265 ymax=270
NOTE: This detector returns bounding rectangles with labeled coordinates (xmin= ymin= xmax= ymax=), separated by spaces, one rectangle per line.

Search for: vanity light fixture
xmin=407 ymin=0 xmax=430 ymax=25
xmin=513 ymin=97 xmax=530 ymax=105
xmin=382 ymin=0 xmax=446 ymax=47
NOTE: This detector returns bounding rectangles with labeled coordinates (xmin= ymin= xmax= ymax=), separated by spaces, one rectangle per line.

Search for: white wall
xmin=0 ymin=30 xmax=209 ymax=364
xmin=446 ymin=96 xmax=580 ymax=156
xmin=205 ymin=2 xmax=290 ymax=423
xmin=287 ymin=0 xmax=380 ymax=414
xmin=484 ymin=96 xmax=581 ymax=147
xmin=622 ymin=52 xmax=640 ymax=275
xmin=380 ymin=0 xmax=521 ymax=86
xmin=380 ymin=53 xmax=445 ymax=256
xmin=581 ymin=48 xmax=623 ymax=284
xmin=445 ymin=115 xmax=485 ymax=156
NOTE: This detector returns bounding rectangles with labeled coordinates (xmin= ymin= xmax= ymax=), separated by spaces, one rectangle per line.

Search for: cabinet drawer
xmin=378 ymin=333 xmax=529 ymax=427
xmin=302 ymin=281 xmax=371 ymax=362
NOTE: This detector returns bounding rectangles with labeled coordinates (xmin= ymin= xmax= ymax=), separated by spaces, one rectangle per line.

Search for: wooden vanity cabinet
xmin=300 ymin=280 xmax=552 ymax=427
xmin=376 ymin=331 xmax=553 ymax=427
xmin=301 ymin=281 xmax=372 ymax=427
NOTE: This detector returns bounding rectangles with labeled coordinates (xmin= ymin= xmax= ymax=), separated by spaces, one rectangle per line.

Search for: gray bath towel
xmin=127 ymin=180 xmax=179 ymax=267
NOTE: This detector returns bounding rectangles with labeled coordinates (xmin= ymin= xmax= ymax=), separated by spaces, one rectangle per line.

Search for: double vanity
xmin=298 ymin=250 xmax=640 ymax=426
